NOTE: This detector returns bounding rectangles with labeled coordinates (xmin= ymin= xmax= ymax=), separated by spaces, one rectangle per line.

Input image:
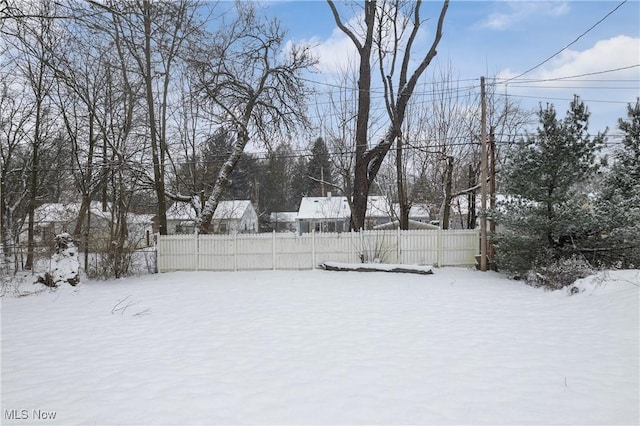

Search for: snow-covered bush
xmin=37 ymin=233 xmax=80 ymax=288
xmin=525 ymin=256 xmax=594 ymax=290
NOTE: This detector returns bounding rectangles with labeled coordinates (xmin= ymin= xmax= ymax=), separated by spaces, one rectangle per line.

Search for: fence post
xmin=397 ymin=228 xmax=401 ymax=263
xmin=233 ymin=233 xmax=238 ymax=271
xmin=194 ymin=231 xmax=199 ymax=272
xmin=350 ymin=229 xmax=354 ymax=263
xmin=311 ymin=228 xmax=316 ymax=269
xmin=436 ymin=228 xmax=442 ymax=267
xmin=155 ymin=233 xmax=161 ymax=273
xmin=272 ymin=230 xmax=276 ymax=270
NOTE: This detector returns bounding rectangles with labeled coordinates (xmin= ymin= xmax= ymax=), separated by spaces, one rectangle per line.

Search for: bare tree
xmin=5 ymin=0 xmax=64 ymax=269
xmin=106 ymin=0 xmax=208 ymax=235
xmin=187 ymin=3 xmax=315 ymax=233
xmin=315 ymin=68 xmax=361 ymax=215
xmin=49 ymin=11 xmax=111 ymax=250
xmin=0 ymin=75 xmax=33 ymax=270
xmin=327 ymin=0 xmax=448 ymax=230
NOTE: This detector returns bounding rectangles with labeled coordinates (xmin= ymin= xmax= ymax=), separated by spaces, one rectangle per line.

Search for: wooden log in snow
xmin=319 ymin=262 xmax=434 ymax=275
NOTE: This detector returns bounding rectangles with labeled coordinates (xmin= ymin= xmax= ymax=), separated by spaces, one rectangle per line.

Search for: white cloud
xmin=499 ymin=35 xmax=640 ymax=82
xmin=307 ymin=28 xmax=359 ymax=75
xmin=479 ymin=1 xmax=571 ymax=31
xmin=538 ymin=35 xmax=639 ymax=80
xmin=498 ymin=35 xmax=640 ymax=133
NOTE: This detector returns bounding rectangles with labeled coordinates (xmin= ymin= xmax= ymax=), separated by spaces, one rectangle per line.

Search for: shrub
xmin=525 ymin=255 xmax=594 ymax=290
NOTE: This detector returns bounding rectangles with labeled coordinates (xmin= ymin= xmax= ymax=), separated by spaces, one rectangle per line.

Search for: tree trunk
xmin=199 ymin=131 xmax=250 ymax=233
xmin=442 ymin=156 xmax=454 ymax=230
xmin=396 ymin=134 xmax=410 ymax=229
xmin=143 ymin=0 xmax=167 ymax=235
xmin=328 ymin=0 xmax=449 ymax=231
xmin=25 ymin=95 xmax=42 ymax=271
xmin=467 ymin=163 xmax=477 ymax=229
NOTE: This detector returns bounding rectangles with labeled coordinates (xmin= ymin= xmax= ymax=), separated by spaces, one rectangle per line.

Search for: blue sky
xmin=257 ymin=1 xmax=639 ymax=137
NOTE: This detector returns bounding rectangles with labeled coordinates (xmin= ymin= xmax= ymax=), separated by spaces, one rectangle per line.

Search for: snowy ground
xmin=1 ymin=268 xmax=638 ymax=425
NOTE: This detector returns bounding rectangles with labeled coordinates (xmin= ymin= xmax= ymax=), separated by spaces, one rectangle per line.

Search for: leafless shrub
xmin=526 ymin=255 xmax=594 ymax=290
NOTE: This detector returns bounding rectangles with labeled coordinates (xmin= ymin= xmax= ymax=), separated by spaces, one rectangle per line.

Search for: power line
xmin=499 ymin=65 xmax=640 ymax=84
xmin=502 ymin=0 xmax=629 ymax=83
xmin=496 ymin=92 xmax=636 ymax=105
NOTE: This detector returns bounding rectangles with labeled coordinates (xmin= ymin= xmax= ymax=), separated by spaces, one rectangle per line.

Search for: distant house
xmin=212 ymin=200 xmax=258 ymax=234
xmin=30 ymin=202 xmax=154 ymax=249
xmin=166 ymin=200 xmax=258 ymax=234
xmin=165 ymin=202 xmax=197 ymax=234
xmin=296 ymin=194 xmax=350 ymax=233
xmin=31 ymin=202 xmax=110 ymax=247
xmin=270 ymin=212 xmax=298 ymax=233
xmin=296 ymin=193 xmax=397 ymax=233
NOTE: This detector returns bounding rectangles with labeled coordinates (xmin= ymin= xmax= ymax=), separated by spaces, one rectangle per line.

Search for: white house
xmin=166 ymin=200 xmax=258 ymax=234
xmin=212 ymin=200 xmax=258 ymax=234
xmin=296 ymin=194 xmax=399 ymax=233
xmin=165 ymin=202 xmax=197 ymax=234
xmin=296 ymin=194 xmax=439 ymax=233
xmin=296 ymin=194 xmax=351 ymax=233
xmin=29 ymin=202 xmax=154 ymax=249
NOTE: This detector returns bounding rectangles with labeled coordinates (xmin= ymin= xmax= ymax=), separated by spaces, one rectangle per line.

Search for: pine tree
xmin=306 ymin=138 xmax=333 ymax=197
xmin=495 ymin=96 xmax=605 ymax=274
xmin=595 ymin=99 xmax=640 ymax=267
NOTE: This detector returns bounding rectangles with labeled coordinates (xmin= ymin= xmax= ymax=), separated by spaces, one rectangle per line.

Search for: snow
xmin=49 ymin=233 xmax=80 ymax=287
xmin=320 ymin=261 xmax=434 ymax=274
xmin=2 ymin=268 xmax=638 ymax=425
xmin=167 ymin=200 xmax=253 ymax=221
xmin=296 ymin=195 xmax=395 ymax=221
xmin=296 ymin=196 xmax=351 ymax=220
xmin=212 ymin=200 xmax=253 ymax=221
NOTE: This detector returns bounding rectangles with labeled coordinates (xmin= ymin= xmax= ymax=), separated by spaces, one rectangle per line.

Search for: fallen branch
xmin=319 ymin=261 xmax=433 ymax=275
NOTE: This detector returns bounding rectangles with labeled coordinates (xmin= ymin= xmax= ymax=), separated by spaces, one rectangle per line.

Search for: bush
xmin=525 ymin=256 xmax=594 ymax=290
xmin=493 ymin=231 xmax=552 ymax=276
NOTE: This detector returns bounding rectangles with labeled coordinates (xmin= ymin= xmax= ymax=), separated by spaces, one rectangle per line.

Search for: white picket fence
xmin=157 ymin=229 xmax=480 ymax=272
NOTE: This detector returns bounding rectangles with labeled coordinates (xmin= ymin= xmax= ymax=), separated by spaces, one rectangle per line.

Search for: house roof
xmin=391 ymin=203 xmax=430 ymax=220
xmin=373 ymin=219 xmax=440 ymax=230
xmin=35 ymin=202 xmax=155 ymax=227
xmin=297 ymin=196 xmax=350 ymax=220
xmin=166 ymin=200 xmax=254 ymax=222
xmin=34 ymin=202 xmax=112 ymax=224
xmin=297 ymin=195 xmax=394 ymax=220
xmin=213 ymin=200 xmax=253 ymax=220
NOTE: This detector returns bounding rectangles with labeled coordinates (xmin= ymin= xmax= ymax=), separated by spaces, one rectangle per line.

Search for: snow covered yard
xmin=1 ymin=268 xmax=638 ymax=425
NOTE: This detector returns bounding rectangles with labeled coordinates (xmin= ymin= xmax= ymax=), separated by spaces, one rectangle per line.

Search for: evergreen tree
xmin=495 ymin=96 xmax=605 ymax=274
xmin=259 ymin=144 xmax=296 ymax=214
xmin=306 ymin=137 xmax=333 ymax=197
xmin=175 ymin=128 xmax=258 ymax=205
xmin=290 ymin=156 xmax=309 ymax=206
xmin=595 ymin=99 xmax=640 ymax=267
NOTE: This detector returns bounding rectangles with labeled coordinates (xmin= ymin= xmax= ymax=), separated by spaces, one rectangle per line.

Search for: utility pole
xmin=489 ymin=126 xmax=496 ymax=268
xmin=480 ymin=77 xmax=488 ymax=271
